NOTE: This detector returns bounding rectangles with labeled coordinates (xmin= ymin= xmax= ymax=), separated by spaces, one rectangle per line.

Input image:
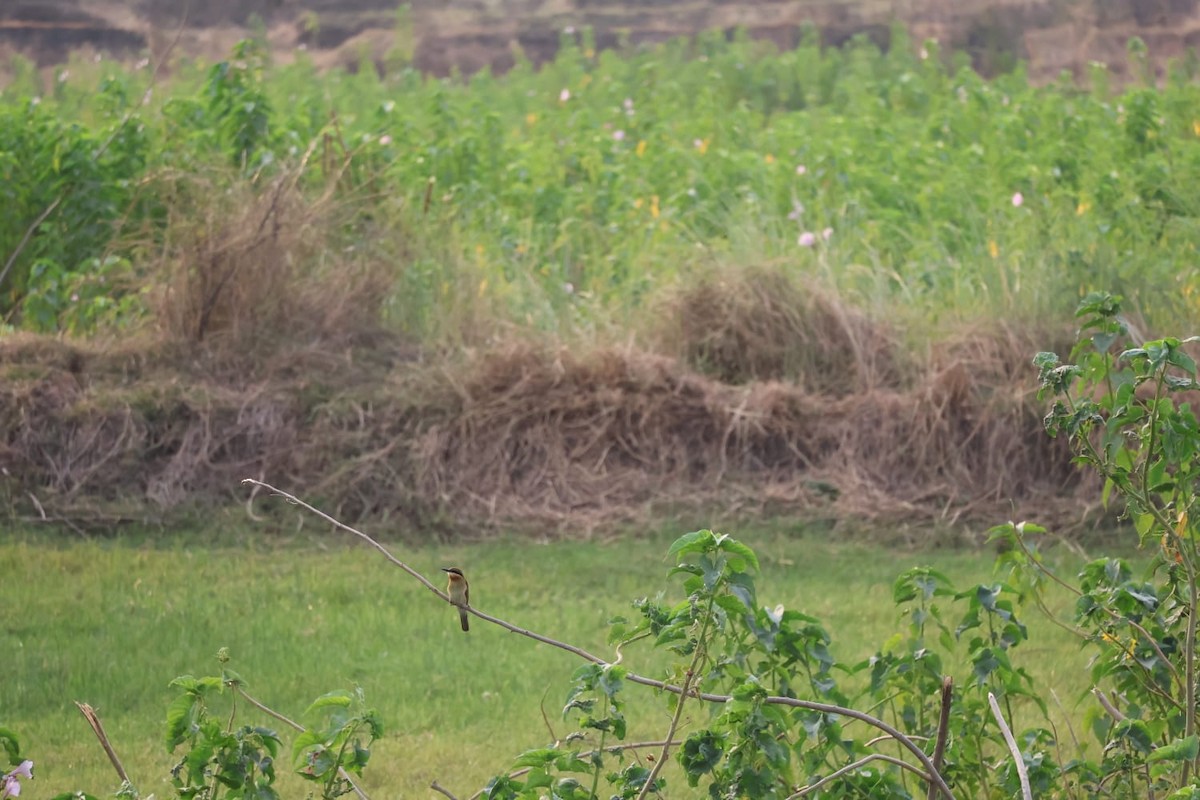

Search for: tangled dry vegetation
xmin=0 ymin=174 xmax=1091 ymax=537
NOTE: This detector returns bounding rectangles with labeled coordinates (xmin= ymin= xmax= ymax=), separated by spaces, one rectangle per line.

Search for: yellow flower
xmin=693 ymin=138 xmax=708 ymax=155
xmin=634 ymin=198 xmax=644 ymax=210
xmin=650 ymin=195 xmax=660 ymax=219
xmin=1193 ymin=120 xmax=1200 ymax=137
xmin=987 ymin=240 xmax=1000 ymax=259
xmin=636 ymin=139 xmax=647 ymax=157
xmin=764 ymin=153 xmax=775 ymax=164
xmin=526 ymin=113 xmax=537 ymax=127
xmin=1076 ymin=200 xmax=1090 ymax=216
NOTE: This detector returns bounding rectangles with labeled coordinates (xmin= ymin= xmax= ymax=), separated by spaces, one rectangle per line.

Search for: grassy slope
xmin=4 ymin=526 xmax=1101 ymax=797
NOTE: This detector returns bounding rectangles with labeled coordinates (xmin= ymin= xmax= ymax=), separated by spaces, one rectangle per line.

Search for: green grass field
xmin=3 ymin=523 xmax=1112 ymax=798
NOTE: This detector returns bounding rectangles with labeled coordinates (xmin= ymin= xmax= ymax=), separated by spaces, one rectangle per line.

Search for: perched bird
xmin=441 ymin=567 xmax=470 ymax=632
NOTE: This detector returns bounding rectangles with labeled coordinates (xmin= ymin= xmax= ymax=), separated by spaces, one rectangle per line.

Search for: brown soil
xmin=1 ymin=1 xmax=1199 ymax=82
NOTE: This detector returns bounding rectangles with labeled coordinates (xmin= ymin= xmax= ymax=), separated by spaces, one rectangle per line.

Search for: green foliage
xmin=3 ymin=34 xmax=1200 ymax=336
xmin=996 ymin=291 xmax=1200 ymax=795
xmin=163 ymin=653 xmax=378 ymax=800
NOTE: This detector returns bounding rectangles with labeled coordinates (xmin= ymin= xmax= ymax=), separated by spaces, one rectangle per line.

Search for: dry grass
xmin=0 ymin=316 xmax=1088 ymax=536
xmin=147 ymin=166 xmax=394 ymax=361
xmin=0 ymin=169 xmax=1095 ymax=537
xmin=656 ymin=266 xmax=904 ymax=394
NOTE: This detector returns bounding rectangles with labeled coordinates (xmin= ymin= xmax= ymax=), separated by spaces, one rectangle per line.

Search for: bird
xmin=441 ymin=567 xmax=470 ymax=632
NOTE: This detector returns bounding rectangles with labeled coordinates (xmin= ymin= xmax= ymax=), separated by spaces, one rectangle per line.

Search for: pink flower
xmin=379 ymin=134 xmax=392 ymax=146
xmin=559 ymin=88 xmax=570 ymax=103
xmin=1012 ymin=192 xmax=1024 ymax=207
xmin=798 ymin=232 xmax=816 ymax=247
xmin=795 ymin=164 xmax=807 ymax=176
xmin=1 ymin=761 xmax=33 ymax=799
xmin=613 ymin=129 xmax=625 ymax=141
xmin=822 ymin=227 xmax=834 ymax=240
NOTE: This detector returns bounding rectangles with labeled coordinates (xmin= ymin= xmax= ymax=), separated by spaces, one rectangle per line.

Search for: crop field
xmin=5 ymin=21 xmax=1200 ymax=800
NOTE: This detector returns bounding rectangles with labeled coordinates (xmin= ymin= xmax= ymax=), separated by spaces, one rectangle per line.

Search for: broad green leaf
xmin=0 ymin=727 xmax=20 ymax=764
xmin=304 ymin=690 xmax=352 ymax=715
xmin=716 ymin=538 xmax=760 ymax=572
xmin=668 ymin=529 xmax=715 ymax=558
xmin=165 ymin=692 xmax=199 ymax=751
xmin=1147 ymin=734 xmax=1199 ymax=763
xmin=510 ymin=747 xmax=560 ymax=768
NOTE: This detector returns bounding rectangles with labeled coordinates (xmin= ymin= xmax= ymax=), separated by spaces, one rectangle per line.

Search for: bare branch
xmin=74 ymin=702 xmax=130 ymax=786
xmin=926 ymin=677 xmax=953 ymax=800
xmin=988 ymin=692 xmax=1031 ymax=800
xmin=241 ymin=478 xmax=957 ymax=800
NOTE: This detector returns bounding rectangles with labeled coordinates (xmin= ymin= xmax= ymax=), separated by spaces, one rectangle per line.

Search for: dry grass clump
xmin=0 ymin=321 xmax=1086 ymax=535
xmin=0 ymin=194 xmax=1091 ymax=535
xmin=147 ymin=168 xmax=393 ymax=362
xmin=657 ymin=266 xmax=904 ymax=394
xmin=408 ymin=335 xmax=1085 ymax=531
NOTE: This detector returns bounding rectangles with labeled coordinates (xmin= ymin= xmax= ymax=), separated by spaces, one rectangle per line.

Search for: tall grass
xmin=3 ymin=525 xmax=1098 ymax=797
xmin=4 ymin=28 xmax=1200 ymax=345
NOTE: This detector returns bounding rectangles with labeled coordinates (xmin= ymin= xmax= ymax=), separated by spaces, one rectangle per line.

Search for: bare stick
xmin=430 ymin=781 xmax=459 ymax=799
xmin=788 ymin=753 xmax=931 ymax=799
xmin=241 ymin=479 xmax=957 ymax=800
xmin=988 ymin=692 xmax=1031 ymax=800
xmin=1093 ymin=688 xmax=1127 ymax=722
xmin=74 ymin=702 xmax=130 ymax=786
xmin=926 ymin=677 xmax=953 ymax=800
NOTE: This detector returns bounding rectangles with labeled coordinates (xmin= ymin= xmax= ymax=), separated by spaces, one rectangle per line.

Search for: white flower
xmin=822 ymin=227 xmax=834 ymax=240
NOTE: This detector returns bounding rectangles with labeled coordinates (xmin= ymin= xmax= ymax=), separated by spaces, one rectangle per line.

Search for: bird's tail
xmin=459 ymin=608 xmax=470 ymax=632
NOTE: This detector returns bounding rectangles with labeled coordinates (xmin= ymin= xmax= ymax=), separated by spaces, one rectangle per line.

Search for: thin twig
xmin=234 ymin=685 xmax=370 ymax=800
xmin=988 ymin=692 xmax=1031 ymax=800
xmin=74 ymin=702 xmax=130 ymax=785
xmin=0 ymin=197 xmax=61 ymax=294
xmin=788 ymin=753 xmax=931 ymax=799
xmin=636 ymin=667 xmax=698 ymax=800
xmin=241 ymin=479 xmax=957 ymax=800
xmin=430 ymin=780 xmax=459 ymax=799
xmin=1093 ymin=688 xmax=1127 ymax=722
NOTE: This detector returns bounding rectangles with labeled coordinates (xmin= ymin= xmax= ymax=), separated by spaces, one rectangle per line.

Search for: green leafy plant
xmin=165 ymin=651 xmax=378 ymax=800
xmin=986 ymin=291 xmax=1200 ymax=796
